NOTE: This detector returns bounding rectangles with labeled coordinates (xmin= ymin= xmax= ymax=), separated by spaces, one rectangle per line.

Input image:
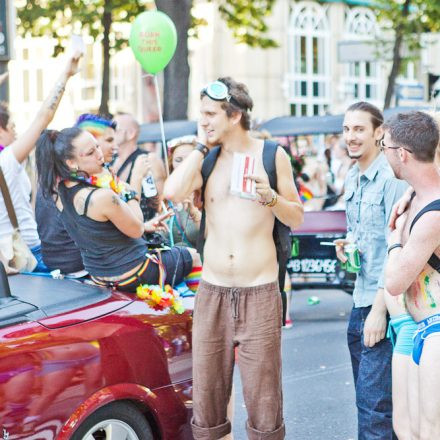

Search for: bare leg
xmin=408 ymin=359 xmax=419 ymax=439
xmin=392 ymin=353 xmax=411 ymax=439
xmin=419 ymin=335 xmax=440 ymax=440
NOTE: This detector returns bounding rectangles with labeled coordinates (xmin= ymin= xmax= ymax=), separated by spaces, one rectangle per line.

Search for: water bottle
xmin=142 ymin=172 xmax=158 ymax=198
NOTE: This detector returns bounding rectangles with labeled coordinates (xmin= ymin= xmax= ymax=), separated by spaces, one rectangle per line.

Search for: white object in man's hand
xmin=70 ymin=34 xmax=86 ymax=56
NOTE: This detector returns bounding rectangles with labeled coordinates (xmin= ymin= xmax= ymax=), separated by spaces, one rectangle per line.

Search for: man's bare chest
xmin=205 ymin=156 xmax=267 ymax=206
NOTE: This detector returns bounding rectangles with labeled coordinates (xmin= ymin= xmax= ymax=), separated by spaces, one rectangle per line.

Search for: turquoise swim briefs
xmin=387 ymin=313 xmax=417 ymax=356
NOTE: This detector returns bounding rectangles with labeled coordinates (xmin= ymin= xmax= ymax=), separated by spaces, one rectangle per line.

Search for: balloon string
xmin=153 ymin=74 xmax=170 ymax=177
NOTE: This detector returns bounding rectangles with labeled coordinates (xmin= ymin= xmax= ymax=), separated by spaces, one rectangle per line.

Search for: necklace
xmin=69 ymin=170 xmax=139 ymax=203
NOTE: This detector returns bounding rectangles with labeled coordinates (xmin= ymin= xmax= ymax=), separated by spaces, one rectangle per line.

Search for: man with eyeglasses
xmin=335 ymin=102 xmax=407 ymax=440
xmin=164 ymin=77 xmax=303 ymax=440
xmin=383 ymin=111 xmax=440 ymax=440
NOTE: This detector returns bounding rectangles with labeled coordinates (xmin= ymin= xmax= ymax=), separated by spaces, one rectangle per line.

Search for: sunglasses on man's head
xmin=201 ymin=81 xmax=246 ymax=110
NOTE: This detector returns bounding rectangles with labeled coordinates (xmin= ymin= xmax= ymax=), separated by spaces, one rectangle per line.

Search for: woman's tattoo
xmin=48 ymin=82 xmax=66 ymax=110
xmin=111 ymin=195 xmax=120 ymax=206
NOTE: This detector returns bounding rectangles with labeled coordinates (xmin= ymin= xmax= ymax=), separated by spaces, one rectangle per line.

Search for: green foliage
xmin=16 ymin=0 xmax=279 ymax=114
xmin=17 ymin=0 xmax=279 ymax=54
xmin=375 ymin=0 xmax=440 ymax=56
xmin=210 ymin=0 xmax=278 ymax=48
xmin=16 ymin=0 xmax=146 ymax=55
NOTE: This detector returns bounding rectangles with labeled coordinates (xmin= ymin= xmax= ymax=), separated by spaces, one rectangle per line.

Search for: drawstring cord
xmin=230 ymin=288 xmax=240 ymax=320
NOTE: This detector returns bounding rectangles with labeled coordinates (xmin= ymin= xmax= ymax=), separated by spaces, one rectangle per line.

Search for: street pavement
xmin=232 ymin=289 xmax=357 ymax=440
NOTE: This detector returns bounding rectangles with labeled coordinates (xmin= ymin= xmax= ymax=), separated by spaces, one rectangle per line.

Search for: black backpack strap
xmin=409 ymin=199 xmax=440 ymax=233
xmin=196 ymin=146 xmax=221 ymax=260
xmin=262 ymin=139 xmax=278 ymax=189
xmin=427 ymin=254 xmax=440 ymax=273
xmin=263 ymin=140 xmax=292 ymax=325
xmin=409 ymin=199 xmax=440 ymax=273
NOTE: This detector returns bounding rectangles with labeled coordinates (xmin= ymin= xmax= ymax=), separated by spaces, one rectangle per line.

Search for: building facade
xmin=8 ymin=36 xmax=152 ymax=132
xmin=189 ymin=0 xmax=440 ymax=120
xmin=7 ymin=0 xmax=440 ymax=132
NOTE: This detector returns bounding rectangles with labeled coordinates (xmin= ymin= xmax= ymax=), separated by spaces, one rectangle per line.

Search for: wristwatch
xmin=195 ymin=142 xmax=209 ymax=158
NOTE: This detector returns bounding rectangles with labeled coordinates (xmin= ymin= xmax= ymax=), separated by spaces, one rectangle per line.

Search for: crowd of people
xmin=1 ymin=51 xmax=440 ymax=440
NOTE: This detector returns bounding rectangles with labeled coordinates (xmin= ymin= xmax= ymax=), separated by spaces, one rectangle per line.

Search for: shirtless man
xmin=383 ymin=111 xmax=440 ymax=440
xmin=164 ymin=77 xmax=303 ymax=440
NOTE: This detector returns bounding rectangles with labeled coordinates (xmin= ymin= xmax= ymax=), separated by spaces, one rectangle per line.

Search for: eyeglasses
xmin=379 ymin=138 xmax=413 ymax=154
xmin=201 ymin=81 xmax=245 ymax=110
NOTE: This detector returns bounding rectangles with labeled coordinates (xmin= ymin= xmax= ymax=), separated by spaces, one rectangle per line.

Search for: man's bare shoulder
xmin=406 ymin=206 xmax=440 ymax=253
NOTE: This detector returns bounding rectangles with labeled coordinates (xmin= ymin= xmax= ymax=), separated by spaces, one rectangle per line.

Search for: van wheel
xmin=71 ymin=401 xmax=153 ymax=440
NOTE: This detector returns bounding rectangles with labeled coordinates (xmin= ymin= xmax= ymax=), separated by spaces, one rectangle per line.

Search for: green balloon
xmin=129 ymin=11 xmax=177 ymax=74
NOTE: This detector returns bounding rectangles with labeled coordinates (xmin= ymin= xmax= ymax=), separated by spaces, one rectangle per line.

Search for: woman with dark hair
xmin=36 ymin=127 xmax=200 ymax=292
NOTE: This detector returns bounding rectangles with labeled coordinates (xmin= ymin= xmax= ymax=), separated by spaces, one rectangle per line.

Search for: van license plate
xmin=288 ymin=258 xmax=337 ymax=274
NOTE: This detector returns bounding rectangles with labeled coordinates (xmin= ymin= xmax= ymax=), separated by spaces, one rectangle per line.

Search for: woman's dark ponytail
xmin=36 ymin=127 xmax=82 ymax=199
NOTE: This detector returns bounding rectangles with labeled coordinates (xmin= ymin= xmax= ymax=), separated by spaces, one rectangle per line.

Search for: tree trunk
xmin=156 ymin=0 xmax=192 ymax=120
xmin=99 ymin=0 xmax=112 ymax=115
xmin=383 ymin=0 xmax=411 ymax=110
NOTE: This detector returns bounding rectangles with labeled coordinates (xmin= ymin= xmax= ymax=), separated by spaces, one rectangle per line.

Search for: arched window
xmin=287 ymin=1 xmax=330 ymax=116
xmin=345 ymin=7 xmax=378 ymax=37
xmin=342 ymin=7 xmax=382 ymax=106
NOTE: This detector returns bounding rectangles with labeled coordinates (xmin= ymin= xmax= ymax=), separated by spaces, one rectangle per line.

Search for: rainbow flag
xmin=185 ymin=266 xmax=202 ymax=292
xmin=299 ymin=184 xmax=313 ymax=202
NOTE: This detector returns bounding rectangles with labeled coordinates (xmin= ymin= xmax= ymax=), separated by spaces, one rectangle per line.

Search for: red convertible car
xmin=0 ymin=265 xmax=193 ymax=439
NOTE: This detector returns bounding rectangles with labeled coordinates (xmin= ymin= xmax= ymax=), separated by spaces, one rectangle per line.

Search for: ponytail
xmin=36 ymin=127 xmax=82 ymax=199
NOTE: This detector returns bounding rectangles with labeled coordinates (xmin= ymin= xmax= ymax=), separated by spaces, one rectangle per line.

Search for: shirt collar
xmin=355 ymin=153 xmax=386 ymax=182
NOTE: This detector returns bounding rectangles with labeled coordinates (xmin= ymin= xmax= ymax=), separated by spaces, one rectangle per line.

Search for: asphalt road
xmin=232 ymin=289 xmax=357 ymax=440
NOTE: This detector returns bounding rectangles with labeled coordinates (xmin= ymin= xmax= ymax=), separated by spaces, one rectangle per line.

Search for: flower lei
xmin=136 ymin=283 xmax=185 ymax=314
xmin=69 ymin=170 xmax=138 ymax=202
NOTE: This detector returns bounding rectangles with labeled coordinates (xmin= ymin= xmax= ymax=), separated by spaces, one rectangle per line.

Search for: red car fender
xmin=57 ymin=383 xmax=161 ymax=439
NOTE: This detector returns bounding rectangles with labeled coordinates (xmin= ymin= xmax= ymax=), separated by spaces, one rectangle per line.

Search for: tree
xmin=16 ymin=0 xmax=277 ymax=120
xmin=156 ymin=0 xmax=277 ymax=120
xmin=16 ymin=0 xmax=147 ymax=115
xmin=376 ymin=0 xmax=440 ymax=109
